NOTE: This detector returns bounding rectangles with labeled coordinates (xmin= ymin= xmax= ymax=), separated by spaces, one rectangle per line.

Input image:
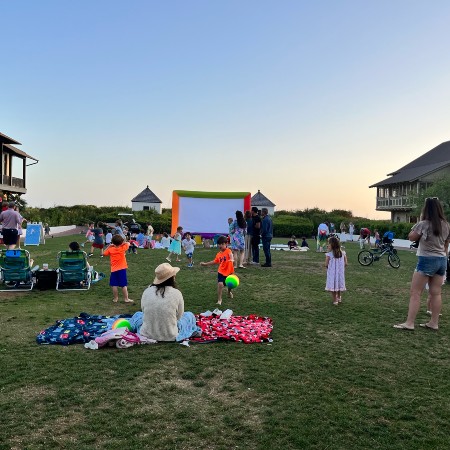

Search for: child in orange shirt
xmin=103 ymin=234 xmax=133 ymax=303
xmin=200 ymin=235 xmax=235 ymax=305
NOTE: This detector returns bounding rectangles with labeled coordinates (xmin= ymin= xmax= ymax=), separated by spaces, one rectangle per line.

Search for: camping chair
xmin=0 ymin=249 xmax=37 ymax=291
xmin=56 ymin=251 xmax=91 ymax=291
xmin=194 ymin=235 xmax=203 ymax=247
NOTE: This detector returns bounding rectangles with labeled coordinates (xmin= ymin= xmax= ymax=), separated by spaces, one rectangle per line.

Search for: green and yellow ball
xmin=225 ymin=274 xmax=240 ymax=289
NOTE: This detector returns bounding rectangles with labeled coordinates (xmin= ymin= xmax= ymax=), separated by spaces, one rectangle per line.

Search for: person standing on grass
xmin=200 ymin=235 xmax=235 ymax=305
xmin=0 ymin=202 xmax=22 ymax=250
xmin=244 ymin=210 xmax=253 ymax=264
xmin=230 ymin=210 xmax=246 ymax=269
xmin=14 ymin=205 xmax=27 ymax=249
xmin=103 ymin=234 xmax=133 ymax=303
xmin=105 ymin=228 xmax=113 ymax=248
xmin=167 ymin=226 xmax=183 ymax=262
xmin=394 ymin=197 xmax=450 ymax=331
xmin=181 ymin=232 xmax=196 ymax=267
xmin=260 ymin=208 xmax=273 ymax=267
xmin=147 ymin=223 xmax=154 ymax=243
xmin=88 ymin=222 xmax=105 ymax=257
xmin=251 ymin=207 xmax=261 ymax=264
xmin=348 ymin=222 xmax=355 ymax=241
xmin=325 ymin=236 xmax=347 ymax=306
xmin=359 ymin=227 xmax=371 ymax=249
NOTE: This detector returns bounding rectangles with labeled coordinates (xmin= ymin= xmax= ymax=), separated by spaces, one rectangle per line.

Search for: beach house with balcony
xmin=369 ymin=141 xmax=450 ymax=222
xmin=0 ymin=132 xmax=38 ymax=201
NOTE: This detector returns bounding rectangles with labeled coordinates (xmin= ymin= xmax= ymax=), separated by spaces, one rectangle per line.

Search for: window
xmin=143 ymin=206 xmax=149 ymax=211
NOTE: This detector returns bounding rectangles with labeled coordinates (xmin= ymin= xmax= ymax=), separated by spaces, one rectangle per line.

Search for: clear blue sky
xmin=2 ymin=0 xmax=450 ymax=218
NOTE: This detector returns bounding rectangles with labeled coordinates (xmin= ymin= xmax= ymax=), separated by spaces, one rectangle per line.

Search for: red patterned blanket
xmin=190 ymin=314 xmax=273 ymax=344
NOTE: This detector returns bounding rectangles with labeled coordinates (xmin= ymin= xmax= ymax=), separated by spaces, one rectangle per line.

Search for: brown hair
xmin=235 ymin=210 xmax=246 ymax=229
xmin=151 ymin=276 xmax=177 ymax=297
xmin=112 ymin=234 xmax=124 ymax=245
xmin=328 ymin=236 xmax=342 ymax=258
xmin=421 ymin=198 xmax=447 ymax=236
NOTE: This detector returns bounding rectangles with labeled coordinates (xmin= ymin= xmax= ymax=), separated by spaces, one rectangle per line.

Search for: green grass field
xmin=1 ymin=236 xmax=449 ymax=450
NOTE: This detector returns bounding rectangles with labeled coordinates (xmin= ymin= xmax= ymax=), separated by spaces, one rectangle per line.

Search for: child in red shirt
xmin=103 ymin=234 xmax=133 ymax=303
xmin=200 ymin=235 xmax=235 ymax=305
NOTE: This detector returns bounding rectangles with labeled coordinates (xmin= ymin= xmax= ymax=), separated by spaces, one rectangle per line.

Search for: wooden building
xmin=369 ymin=141 xmax=450 ymax=222
xmin=0 ymin=132 xmax=38 ymax=201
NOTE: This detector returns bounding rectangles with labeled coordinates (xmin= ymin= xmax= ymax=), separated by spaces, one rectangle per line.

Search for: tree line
xmin=20 ymin=204 xmax=414 ymax=239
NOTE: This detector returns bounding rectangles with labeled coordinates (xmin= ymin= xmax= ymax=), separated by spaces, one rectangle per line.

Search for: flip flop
xmin=419 ymin=323 xmax=438 ymax=331
xmin=393 ymin=323 xmax=414 ymax=331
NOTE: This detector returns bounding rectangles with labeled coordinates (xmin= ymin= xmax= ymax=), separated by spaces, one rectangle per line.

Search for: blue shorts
xmin=415 ymin=256 xmax=447 ymax=277
xmin=217 ymin=273 xmax=228 ymax=284
xmin=110 ymin=269 xmax=128 ymax=287
xmin=186 ymin=252 xmax=193 ymax=259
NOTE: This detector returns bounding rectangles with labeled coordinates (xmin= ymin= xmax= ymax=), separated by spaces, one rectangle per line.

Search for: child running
xmin=182 ymin=232 xmax=196 ymax=267
xmin=325 ymin=236 xmax=347 ymax=305
xmin=81 ymin=223 xmax=95 ymax=248
xmin=166 ymin=226 xmax=183 ymax=262
xmin=200 ymin=235 xmax=235 ymax=305
xmin=103 ymin=234 xmax=133 ymax=303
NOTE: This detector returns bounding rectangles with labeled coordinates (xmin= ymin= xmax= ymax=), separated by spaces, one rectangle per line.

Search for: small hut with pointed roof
xmin=251 ymin=190 xmax=276 ymax=215
xmin=131 ymin=186 xmax=162 ymax=213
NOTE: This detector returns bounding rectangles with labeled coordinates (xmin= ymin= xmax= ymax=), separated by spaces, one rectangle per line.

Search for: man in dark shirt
xmin=251 ymin=207 xmax=261 ymax=264
xmin=260 ymin=208 xmax=273 ymax=267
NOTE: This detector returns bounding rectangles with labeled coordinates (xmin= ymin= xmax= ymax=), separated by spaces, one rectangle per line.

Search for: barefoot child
xmin=325 ymin=236 xmax=347 ymax=305
xmin=103 ymin=234 xmax=133 ymax=303
xmin=200 ymin=235 xmax=235 ymax=305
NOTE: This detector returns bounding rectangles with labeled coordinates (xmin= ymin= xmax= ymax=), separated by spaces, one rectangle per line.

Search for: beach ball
xmin=225 ymin=274 xmax=240 ymax=289
xmin=112 ymin=318 xmax=132 ymax=331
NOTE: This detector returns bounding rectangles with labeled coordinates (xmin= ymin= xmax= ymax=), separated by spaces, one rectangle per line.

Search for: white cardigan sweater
xmin=140 ymin=285 xmax=184 ymax=341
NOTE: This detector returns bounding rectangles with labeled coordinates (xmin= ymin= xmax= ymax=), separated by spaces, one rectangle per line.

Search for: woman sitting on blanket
xmin=140 ymin=263 xmax=200 ymax=341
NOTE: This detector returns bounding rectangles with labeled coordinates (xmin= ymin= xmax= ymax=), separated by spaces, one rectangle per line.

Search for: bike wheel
xmin=358 ymin=250 xmax=373 ymax=266
xmin=388 ymin=252 xmax=400 ymax=268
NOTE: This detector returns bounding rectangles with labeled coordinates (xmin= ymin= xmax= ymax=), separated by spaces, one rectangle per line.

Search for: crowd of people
xmin=2 ymin=198 xmax=449 ymax=337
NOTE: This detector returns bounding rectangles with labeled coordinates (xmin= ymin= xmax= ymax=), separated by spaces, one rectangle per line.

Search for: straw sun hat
xmin=153 ymin=263 xmax=180 ymax=284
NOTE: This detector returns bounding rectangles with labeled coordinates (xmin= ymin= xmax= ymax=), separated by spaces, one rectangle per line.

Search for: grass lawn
xmin=1 ymin=235 xmax=450 ymax=450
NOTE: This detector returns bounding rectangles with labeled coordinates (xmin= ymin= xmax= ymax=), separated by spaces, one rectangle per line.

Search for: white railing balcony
xmin=376 ymin=196 xmax=415 ymax=210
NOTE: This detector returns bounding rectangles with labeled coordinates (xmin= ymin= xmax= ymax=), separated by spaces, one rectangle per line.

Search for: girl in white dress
xmin=325 ymin=236 xmax=348 ymax=305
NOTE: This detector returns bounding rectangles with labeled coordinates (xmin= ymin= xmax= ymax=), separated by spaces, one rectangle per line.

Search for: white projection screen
xmin=171 ymin=191 xmax=251 ymax=236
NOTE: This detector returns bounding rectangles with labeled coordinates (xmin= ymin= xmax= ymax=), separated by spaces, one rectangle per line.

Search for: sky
xmin=2 ymin=0 xmax=450 ymax=219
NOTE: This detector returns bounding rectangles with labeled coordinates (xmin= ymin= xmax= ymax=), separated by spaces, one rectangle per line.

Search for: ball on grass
xmin=225 ymin=274 xmax=240 ymax=289
xmin=112 ymin=318 xmax=132 ymax=331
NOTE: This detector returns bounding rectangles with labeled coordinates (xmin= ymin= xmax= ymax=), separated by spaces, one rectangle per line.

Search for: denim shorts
xmin=415 ymin=256 xmax=447 ymax=277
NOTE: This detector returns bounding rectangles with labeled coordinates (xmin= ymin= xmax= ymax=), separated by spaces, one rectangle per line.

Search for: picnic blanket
xmin=36 ymin=312 xmax=273 ymax=346
xmin=190 ymin=314 xmax=273 ymax=344
xmin=36 ymin=312 xmax=133 ymax=345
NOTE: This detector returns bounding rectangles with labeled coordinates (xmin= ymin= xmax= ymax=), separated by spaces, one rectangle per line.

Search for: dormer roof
xmin=131 ymin=186 xmax=162 ymax=203
xmin=251 ymin=190 xmax=276 ymax=207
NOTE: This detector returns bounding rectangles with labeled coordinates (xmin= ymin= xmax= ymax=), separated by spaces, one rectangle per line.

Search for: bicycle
xmin=358 ymin=240 xmax=400 ymax=268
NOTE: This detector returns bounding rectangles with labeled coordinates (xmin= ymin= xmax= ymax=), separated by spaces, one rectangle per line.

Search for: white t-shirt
xmin=182 ymin=238 xmax=196 ymax=254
